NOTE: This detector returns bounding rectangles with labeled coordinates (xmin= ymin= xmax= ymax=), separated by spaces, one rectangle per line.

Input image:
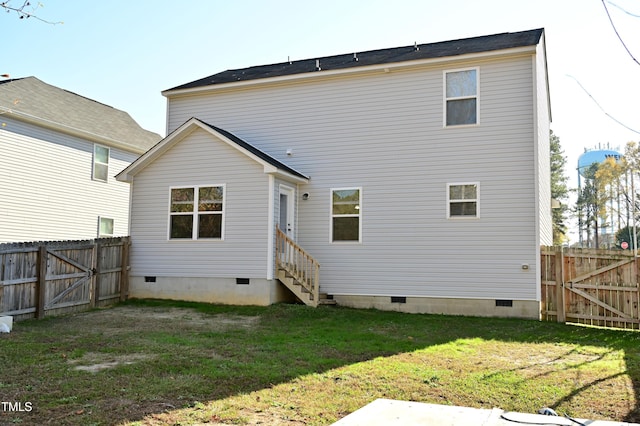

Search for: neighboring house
xmin=117 ymin=28 xmax=552 ymax=318
xmin=0 ymin=77 xmax=161 ymax=242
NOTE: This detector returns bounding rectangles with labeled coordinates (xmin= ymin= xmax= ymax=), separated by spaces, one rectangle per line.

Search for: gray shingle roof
xmin=196 ymin=119 xmax=308 ymax=180
xmin=0 ymin=77 xmax=161 ymax=152
xmin=167 ymin=28 xmax=544 ymax=91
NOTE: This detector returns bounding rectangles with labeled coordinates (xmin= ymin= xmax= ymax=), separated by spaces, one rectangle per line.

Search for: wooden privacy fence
xmin=541 ymin=246 xmax=640 ymax=330
xmin=0 ymin=237 xmax=130 ymax=320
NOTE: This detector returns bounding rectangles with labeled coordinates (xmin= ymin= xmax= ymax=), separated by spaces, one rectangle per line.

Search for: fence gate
xmin=44 ymin=244 xmax=95 ymax=314
xmin=541 ymin=246 xmax=640 ymax=330
xmin=0 ymin=237 xmax=129 ymax=320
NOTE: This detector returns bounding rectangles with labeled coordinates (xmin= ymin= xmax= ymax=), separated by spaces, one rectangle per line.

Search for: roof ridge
xmin=236 ymin=28 xmax=543 ymax=70
xmin=165 ymin=28 xmax=544 ymax=92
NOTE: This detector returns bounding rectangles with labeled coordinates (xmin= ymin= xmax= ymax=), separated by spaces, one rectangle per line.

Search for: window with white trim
xmin=169 ymin=185 xmax=224 ymax=239
xmin=444 ymin=68 xmax=478 ymax=126
xmin=447 ymin=183 xmax=479 ymax=218
xmin=98 ymin=217 xmax=114 ymax=237
xmin=331 ymin=188 xmax=361 ymax=242
xmin=93 ymin=144 xmax=110 ymax=182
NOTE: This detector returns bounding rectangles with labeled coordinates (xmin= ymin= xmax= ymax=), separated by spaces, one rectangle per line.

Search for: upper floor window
xmin=331 ymin=188 xmax=361 ymax=243
xmin=447 ymin=183 xmax=479 ymax=218
xmin=444 ymin=68 xmax=478 ymax=126
xmin=169 ymin=185 xmax=225 ymax=240
xmin=93 ymin=144 xmax=110 ymax=182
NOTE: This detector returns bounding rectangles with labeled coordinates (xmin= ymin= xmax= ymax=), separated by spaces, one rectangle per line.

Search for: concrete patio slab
xmin=332 ymin=399 xmax=638 ymax=426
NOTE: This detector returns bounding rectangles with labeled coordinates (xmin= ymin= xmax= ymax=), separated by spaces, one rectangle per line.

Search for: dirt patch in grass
xmin=76 ymin=304 xmax=260 ymax=333
xmin=69 ymin=352 xmax=154 ymax=373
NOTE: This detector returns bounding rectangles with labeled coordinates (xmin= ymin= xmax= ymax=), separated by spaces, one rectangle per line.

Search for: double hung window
xmin=331 ymin=188 xmax=361 ymax=242
xmin=447 ymin=183 xmax=479 ymax=218
xmin=444 ymin=68 xmax=478 ymax=126
xmin=98 ymin=217 xmax=114 ymax=237
xmin=169 ymin=185 xmax=224 ymax=239
xmin=93 ymin=144 xmax=110 ymax=182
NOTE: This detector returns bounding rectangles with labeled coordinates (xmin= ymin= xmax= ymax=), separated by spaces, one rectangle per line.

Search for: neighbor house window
xmin=169 ymin=185 xmax=224 ymax=240
xmin=98 ymin=217 xmax=114 ymax=237
xmin=447 ymin=183 xmax=479 ymax=218
xmin=93 ymin=144 xmax=110 ymax=182
xmin=444 ymin=68 xmax=478 ymax=126
xmin=331 ymin=188 xmax=361 ymax=242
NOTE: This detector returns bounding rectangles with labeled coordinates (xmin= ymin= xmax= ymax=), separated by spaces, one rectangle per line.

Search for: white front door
xmin=279 ymin=185 xmax=295 ymax=239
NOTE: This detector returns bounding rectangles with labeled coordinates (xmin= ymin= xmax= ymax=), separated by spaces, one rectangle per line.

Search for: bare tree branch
xmin=1 ymin=1 xmax=62 ymax=25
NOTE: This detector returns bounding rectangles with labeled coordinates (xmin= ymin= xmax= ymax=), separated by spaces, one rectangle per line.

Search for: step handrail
xmin=275 ymin=227 xmax=320 ymax=304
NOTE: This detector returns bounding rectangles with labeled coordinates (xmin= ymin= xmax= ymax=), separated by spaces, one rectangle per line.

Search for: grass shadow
xmin=0 ymin=299 xmax=638 ymax=425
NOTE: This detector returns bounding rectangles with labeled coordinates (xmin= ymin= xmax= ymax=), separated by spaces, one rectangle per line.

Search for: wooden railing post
xmin=554 ymin=246 xmax=565 ymax=323
xmin=36 ymin=245 xmax=47 ymax=319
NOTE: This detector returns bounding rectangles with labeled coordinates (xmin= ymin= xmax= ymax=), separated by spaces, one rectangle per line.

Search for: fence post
xmin=554 ymin=246 xmax=565 ymax=323
xmin=636 ymin=256 xmax=640 ymax=327
xmin=119 ymin=237 xmax=130 ymax=302
xmin=90 ymin=241 xmax=101 ymax=308
xmin=36 ymin=245 xmax=47 ymax=319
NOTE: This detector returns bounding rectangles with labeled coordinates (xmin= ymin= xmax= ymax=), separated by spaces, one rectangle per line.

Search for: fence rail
xmin=541 ymin=246 xmax=640 ymax=330
xmin=0 ymin=237 xmax=130 ymax=320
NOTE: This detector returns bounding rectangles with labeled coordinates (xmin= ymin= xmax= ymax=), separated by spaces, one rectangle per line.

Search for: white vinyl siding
xmin=128 ymin=128 xmax=270 ymax=278
xmin=535 ymin=36 xmax=553 ymax=247
xmin=0 ymin=117 xmax=136 ymax=242
xmin=164 ymin=53 xmax=545 ymax=301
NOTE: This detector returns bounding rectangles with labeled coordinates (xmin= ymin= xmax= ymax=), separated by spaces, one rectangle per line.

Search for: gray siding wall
xmin=166 ymin=53 xmax=546 ymax=301
xmin=128 ymin=128 xmax=271 ymax=278
xmin=0 ymin=117 xmax=136 ymax=242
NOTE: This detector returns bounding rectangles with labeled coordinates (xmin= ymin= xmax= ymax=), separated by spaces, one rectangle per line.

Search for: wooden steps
xmin=276 ymin=267 xmax=335 ymax=307
xmin=275 ymin=227 xmax=334 ymax=307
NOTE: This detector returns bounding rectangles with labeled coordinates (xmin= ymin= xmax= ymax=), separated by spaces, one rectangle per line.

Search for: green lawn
xmin=0 ymin=299 xmax=638 ymax=425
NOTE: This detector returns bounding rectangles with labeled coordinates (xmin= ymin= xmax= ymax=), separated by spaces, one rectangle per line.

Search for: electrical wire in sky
xmin=567 ymin=74 xmax=640 ymax=136
xmin=602 ymin=0 xmax=640 ymax=67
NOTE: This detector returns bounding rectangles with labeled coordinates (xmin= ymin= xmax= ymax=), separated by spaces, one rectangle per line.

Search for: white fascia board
xmin=268 ymin=167 xmax=309 ymax=184
xmin=116 ymin=118 xmax=200 ymax=182
xmin=0 ymin=107 xmax=147 ymax=154
xmin=116 ymin=118 xmax=309 ymax=184
xmin=210 ymin=131 xmax=309 ymax=183
xmin=162 ymin=46 xmax=537 ymax=98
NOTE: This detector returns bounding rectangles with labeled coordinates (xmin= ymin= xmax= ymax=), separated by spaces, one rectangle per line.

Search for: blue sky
xmin=3 ymin=0 xmax=639 ymax=189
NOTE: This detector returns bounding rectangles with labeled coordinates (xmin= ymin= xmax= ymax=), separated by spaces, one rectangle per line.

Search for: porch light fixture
xmin=302 ymin=193 xmax=309 ymax=200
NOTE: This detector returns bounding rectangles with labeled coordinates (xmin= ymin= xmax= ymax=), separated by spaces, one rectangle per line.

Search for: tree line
xmin=550 ymin=131 xmax=640 ymax=249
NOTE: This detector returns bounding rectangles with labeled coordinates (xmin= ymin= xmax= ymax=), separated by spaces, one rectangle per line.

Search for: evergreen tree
xmin=550 ymin=131 xmax=569 ymax=244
